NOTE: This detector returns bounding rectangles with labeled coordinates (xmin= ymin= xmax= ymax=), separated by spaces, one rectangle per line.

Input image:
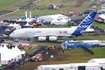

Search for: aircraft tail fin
xmin=72 ymin=11 xmax=97 ymax=36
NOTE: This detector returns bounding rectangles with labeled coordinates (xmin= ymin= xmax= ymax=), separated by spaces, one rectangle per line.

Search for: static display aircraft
xmin=10 ymin=11 xmax=97 ymax=41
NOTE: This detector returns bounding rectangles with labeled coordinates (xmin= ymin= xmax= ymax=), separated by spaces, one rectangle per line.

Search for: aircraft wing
xmin=31 ymin=35 xmax=46 ymax=37
xmin=81 ymin=29 xmax=98 ymax=33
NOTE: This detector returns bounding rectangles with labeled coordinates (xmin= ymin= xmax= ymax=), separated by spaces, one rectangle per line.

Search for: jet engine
xmin=49 ymin=36 xmax=57 ymax=41
xmin=38 ymin=36 xmax=46 ymax=41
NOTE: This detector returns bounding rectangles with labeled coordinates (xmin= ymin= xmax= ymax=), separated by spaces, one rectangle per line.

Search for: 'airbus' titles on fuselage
xmin=25 ymin=31 xmax=41 ymax=35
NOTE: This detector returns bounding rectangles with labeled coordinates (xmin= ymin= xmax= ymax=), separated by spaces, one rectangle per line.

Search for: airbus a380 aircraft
xmin=10 ymin=11 xmax=97 ymax=41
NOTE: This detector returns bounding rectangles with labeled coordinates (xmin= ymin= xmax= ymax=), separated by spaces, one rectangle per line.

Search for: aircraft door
xmin=78 ymin=66 xmax=86 ymax=70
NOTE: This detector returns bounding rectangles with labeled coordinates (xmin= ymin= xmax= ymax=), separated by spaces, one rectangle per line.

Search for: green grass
xmin=4 ymin=0 xmax=91 ymax=16
xmin=0 ymin=0 xmax=102 ymax=16
xmin=36 ymin=0 xmax=76 ymax=6
xmin=20 ymin=48 xmax=34 ymax=54
xmin=52 ymin=47 xmax=105 ymax=63
xmin=0 ymin=0 xmax=28 ymax=11
xmin=90 ymin=48 xmax=105 ymax=58
xmin=92 ymin=21 xmax=105 ymax=29
xmin=20 ymin=47 xmax=105 ymax=62
xmin=5 ymin=10 xmax=62 ymax=16
xmin=42 ymin=47 xmax=105 ymax=64
xmin=73 ymin=35 xmax=105 ymax=40
xmin=35 ymin=0 xmax=91 ymax=13
xmin=13 ymin=47 xmax=105 ymax=70
xmin=30 ymin=41 xmax=62 ymax=46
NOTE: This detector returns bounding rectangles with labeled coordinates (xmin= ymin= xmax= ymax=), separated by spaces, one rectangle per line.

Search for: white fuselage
xmin=9 ymin=11 xmax=97 ymax=42
xmin=10 ymin=28 xmax=77 ymax=38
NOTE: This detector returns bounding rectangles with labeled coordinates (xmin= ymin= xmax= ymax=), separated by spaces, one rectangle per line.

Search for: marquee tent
xmin=51 ymin=18 xmax=68 ymax=25
xmin=24 ymin=23 xmax=32 ymax=28
xmin=9 ymin=23 xmax=21 ymax=29
xmin=99 ymin=14 xmax=105 ymax=19
xmin=87 ymin=58 xmax=105 ymax=69
xmin=37 ymin=14 xmax=70 ymax=23
xmin=0 ymin=45 xmax=25 ymax=65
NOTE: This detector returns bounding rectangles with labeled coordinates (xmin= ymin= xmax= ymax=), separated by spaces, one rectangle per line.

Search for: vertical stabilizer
xmin=29 ymin=11 xmax=32 ymax=19
xmin=72 ymin=11 xmax=97 ymax=36
xmin=25 ymin=11 xmax=28 ymax=19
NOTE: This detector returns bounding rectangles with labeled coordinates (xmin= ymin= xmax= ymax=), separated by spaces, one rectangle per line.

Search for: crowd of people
xmin=0 ymin=10 xmax=14 ymax=16
xmin=91 ymin=25 xmax=105 ymax=33
xmin=19 ymin=1 xmax=35 ymax=10
xmin=69 ymin=18 xmax=105 ymax=33
xmin=2 ymin=45 xmax=61 ymax=70
xmin=69 ymin=19 xmax=83 ymax=26
xmin=2 ymin=46 xmax=43 ymax=70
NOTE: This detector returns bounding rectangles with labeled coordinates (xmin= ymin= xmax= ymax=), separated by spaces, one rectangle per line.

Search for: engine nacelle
xmin=49 ymin=36 xmax=57 ymax=41
xmin=38 ymin=36 xmax=46 ymax=41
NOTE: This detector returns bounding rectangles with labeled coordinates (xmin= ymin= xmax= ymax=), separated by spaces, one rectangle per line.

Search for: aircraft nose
xmin=9 ymin=33 xmax=15 ymax=38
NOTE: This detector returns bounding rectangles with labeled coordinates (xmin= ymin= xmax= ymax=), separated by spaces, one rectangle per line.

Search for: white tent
xmin=25 ymin=23 xmax=31 ymax=26
xmin=13 ymin=23 xmax=21 ymax=29
xmin=9 ymin=23 xmax=14 ymax=27
xmin=11 ymin=47 xmax=20 ymax=61
xmin=14 ymin=46 xmax=22 ymax=59
xmin=38 ymin=64 xmax=71 ymax=70
xmin=0 ymin=45 xmax=23 ymax=65
xmin=37 ymin=14 xmax=70 ymax=23
xmin=24 ymin=23 xmax=32 ymax=28
xmin=87 ymin=58 xmax=105 ymax=69
xmin=1 ymin=45 xmax=19 ymax=65
xmin=99 ymin=14 xmax=105 ymax=19
xmin=51 ymin=18 xmax=68 ymax=25
xmin=1 ymin=49 xmax=12 ymax=65
xmin=0 ymin=46 xmax=3 ymax=52
xmin=9 ymin=23 xmax=21 ymax=29
xmin=38 ymin=63 xmax=101 ymax=70
xmin=15 ymin=45 xmax=25 ymax=55
xmin=0 ymin=46 xmax=7 ymax=53
xmin=60 ymin=18 xmax=68 ymax=25
xmin=0 ymin=45 xmax=8 ymax=53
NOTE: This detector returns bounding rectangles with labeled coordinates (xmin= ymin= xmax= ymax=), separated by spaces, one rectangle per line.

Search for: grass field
xmin=72 ymin=35 xmax=105 ymax=40
xmin=0 ymin=0 xmax=102 ymax=16
xmin=1 ymin=0 xmax=105 ymax=70
xmin=36 ymin=21 xmax=105 ymax=29
xmin=30 ymin=41 xmax=62 ymax=46
xmin=0 ymin=0 xmax=28 ymax=11
xmin=20 ymin=48 xmax=34 ymax=54
xmin=93 ymin=21 xmax=105 ymax=29
xmin=3 ymin=0 xmax=99 ymax=16
xmin=14 ymin=47 xmax=105 ymax=70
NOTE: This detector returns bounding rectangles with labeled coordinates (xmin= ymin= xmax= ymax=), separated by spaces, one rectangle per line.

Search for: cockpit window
xmin=12 ymin=32 xmax=14 ymax=34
